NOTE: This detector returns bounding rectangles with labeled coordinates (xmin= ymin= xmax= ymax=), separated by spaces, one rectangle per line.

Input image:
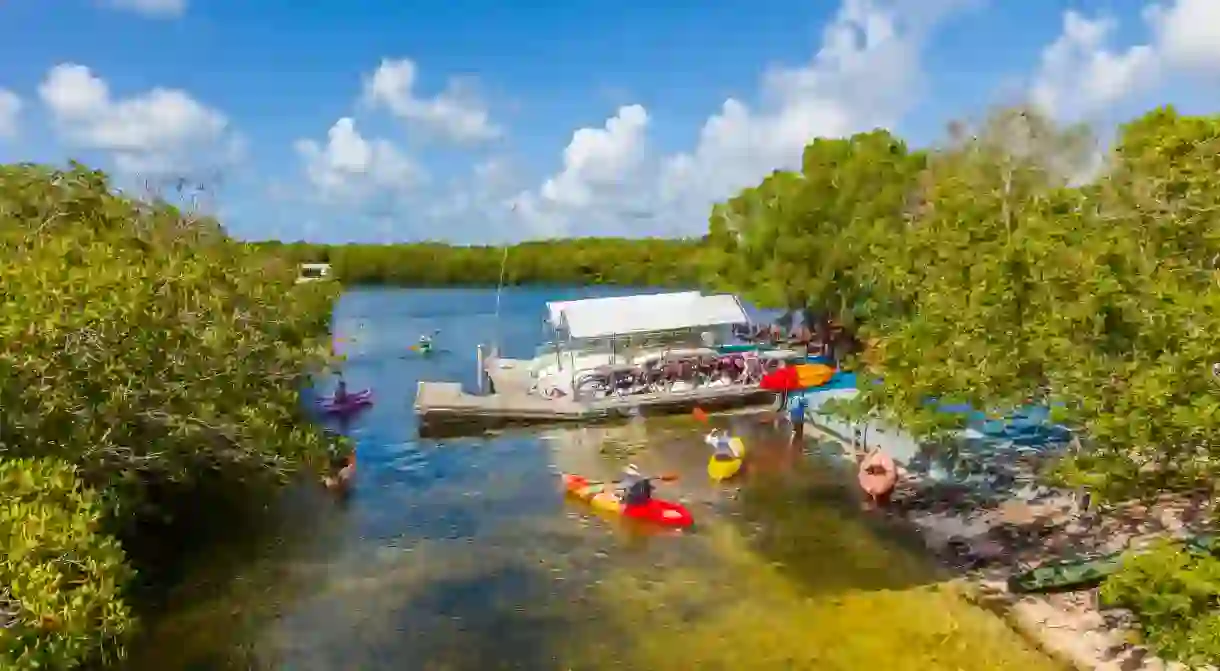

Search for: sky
xmin=1 ymin=0 xmax=1219 ymax=244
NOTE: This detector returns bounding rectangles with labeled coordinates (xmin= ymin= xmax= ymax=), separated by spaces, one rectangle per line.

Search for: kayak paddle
xmin=584 ymin=473 xmax=680 ymax=486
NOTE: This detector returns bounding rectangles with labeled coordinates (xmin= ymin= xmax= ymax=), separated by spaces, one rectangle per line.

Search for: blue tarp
xmin=788 ymin=372 xmax=1072 ymax=451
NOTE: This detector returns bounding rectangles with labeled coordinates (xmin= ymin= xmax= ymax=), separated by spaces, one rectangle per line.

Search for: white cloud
xmin=39 ymin=63 xmax=240 ymax=175
xmin=0 ymin=89 xmax=21 ymax=140
xmin=1030 ymin=12 xmax=1158 ymax=119
xmin=510 ymin=0 xmax=969 ymax=239
xmin=363 ymin=58 xmax=500 ymax=144
xmin=1031 ymin=0 xmax=1220 ymax=121
xmin=294 ymin=117 xmax=424 ymax=202
xmin=102 ymin=0 xmax=187 ymax=19
xmin=510 ymin=104 xmax=652 ymax=237
xmin=1147 ymin=0 xmax=1220 ymax=73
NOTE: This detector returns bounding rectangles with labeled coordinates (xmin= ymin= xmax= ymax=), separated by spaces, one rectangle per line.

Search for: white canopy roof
xmin=548 ymin=292 xmax=749 ymax=340
xmin=546 ymin=291 xmax=700 ymax=328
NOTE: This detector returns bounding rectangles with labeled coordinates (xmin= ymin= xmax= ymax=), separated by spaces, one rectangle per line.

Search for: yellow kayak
xmin=561 ymin=474 xmax=625 ymax=514
xmin=707 ymin=437 xmax=747 ymax=481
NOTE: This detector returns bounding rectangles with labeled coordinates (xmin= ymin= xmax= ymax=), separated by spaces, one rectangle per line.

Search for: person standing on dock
xmin=788 ymin=394 xmax=808 ymax=445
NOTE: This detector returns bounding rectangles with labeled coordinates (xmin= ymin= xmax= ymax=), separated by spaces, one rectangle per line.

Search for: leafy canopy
xmin=0 ymin=162 xmax=339 ymax=669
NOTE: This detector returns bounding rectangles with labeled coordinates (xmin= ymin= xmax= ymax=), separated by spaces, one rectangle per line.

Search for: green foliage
xmin=852 ymin=108 xmax=1096 ymax=437
xmin=713 ymin=106 xmax=1220 ymax=664
xmin=713 ymin=106 xmax=1220 ymax=495
xmin=1042 ymin=108 xmax=1220 ymax=498
xmin=0 ymin=163 xmax=338 ymax=492
xmin=253 ymin=236 xmax=705 ymax=288
xmin=0 ymin=162 xmax=340 ymax=668
xmin=703 ymin=130 xmax=925 ymax=323
xmin=1101 ymin=542 xmax=1220 ymax=666
xmin=0 ymin=458 xmax=134 ymax=670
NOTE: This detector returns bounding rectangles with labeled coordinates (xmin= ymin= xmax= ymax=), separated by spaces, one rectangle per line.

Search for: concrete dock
xmin=414 ymin=357 xmax=777 ymax=437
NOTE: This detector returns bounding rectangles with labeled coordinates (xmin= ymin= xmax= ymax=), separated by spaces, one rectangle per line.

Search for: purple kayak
xmin=320 ymin=389 xmax=373 ymax=415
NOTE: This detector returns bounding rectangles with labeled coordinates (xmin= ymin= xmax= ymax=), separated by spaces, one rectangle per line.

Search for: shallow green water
xmin=118 ymin=288 xmax=1061 ymax=670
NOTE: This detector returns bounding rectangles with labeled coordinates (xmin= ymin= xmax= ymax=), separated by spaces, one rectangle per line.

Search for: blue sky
xmin=1 ymin=0 xmax=1218 ymax=243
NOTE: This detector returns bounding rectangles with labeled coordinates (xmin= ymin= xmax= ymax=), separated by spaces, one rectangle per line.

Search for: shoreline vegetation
xmin=0 ymin=162 xmax=341 ymax=669
xmin=252 ymin=236 xmax=705 ymax=288
xmin=6 ymin=102 xmax=1220 ymax=668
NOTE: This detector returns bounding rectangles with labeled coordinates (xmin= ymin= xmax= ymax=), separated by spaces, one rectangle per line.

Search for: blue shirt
xmin=788 ymin=396 xmax=808 ymax=423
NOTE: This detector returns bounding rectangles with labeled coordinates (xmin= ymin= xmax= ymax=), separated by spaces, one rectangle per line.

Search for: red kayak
xmin=320 ymin=389 xmax=373 ymax=415
xmin=623 ymin=498 xmax=694 ymax=528
xmin=561 ymin=473 xmax=694 ymax=528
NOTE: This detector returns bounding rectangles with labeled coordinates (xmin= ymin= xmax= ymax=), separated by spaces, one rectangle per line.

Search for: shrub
xmin=0 ymin=163 xmax=340 ymax=668
xmin=0 ymin=163 xmax=338 ymax=502
xmin=1100 ymin=541 xmax=1220 ymax=666
xmin=0 ymin=458 xmax=134 ymax=670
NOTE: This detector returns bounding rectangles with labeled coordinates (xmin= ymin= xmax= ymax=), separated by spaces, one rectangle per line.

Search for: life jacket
xmin=623 ymin=478 xmax=653 ymax=506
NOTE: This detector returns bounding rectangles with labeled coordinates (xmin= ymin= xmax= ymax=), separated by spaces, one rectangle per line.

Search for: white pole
xmin=493 ymin=245 xmax=508 ymax=357
xmin=477 ymin=344 xmax=486 ymax=394
xmin=492 ymin=205 xmax=515 ymax=357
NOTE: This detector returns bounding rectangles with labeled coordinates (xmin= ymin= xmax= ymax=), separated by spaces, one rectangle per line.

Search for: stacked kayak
xmin=319 ymin=389 xmax=373 ymax=415
xmin=560 ymin=473 xmax=694 ymax=528
xmin=759 ymin=363 xmax=835 ymax=392
xmin=707 ymin=436 xmax=747 ymax=481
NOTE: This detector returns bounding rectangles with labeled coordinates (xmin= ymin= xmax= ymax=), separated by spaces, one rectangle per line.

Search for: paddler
xmin=418 ymin=333 xmax=433 ymax=352
xmin=334 ymin=377 xmax=349 ymax=403
xmin=616 ymin=463 xmax=654 ymax=506
xmin=705 ymin=429 xmax=742 ymax=460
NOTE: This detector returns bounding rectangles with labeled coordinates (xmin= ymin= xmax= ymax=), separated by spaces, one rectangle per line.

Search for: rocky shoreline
xmin=806 ymin=420 xmax=1217 ymax=671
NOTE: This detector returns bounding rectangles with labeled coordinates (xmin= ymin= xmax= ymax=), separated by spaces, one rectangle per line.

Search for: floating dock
xmin=414 ymin=357 xmax=777 ymax=437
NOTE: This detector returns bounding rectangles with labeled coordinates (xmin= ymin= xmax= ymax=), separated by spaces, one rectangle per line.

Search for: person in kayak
xmin=705 ymin=429 xmax=741 ymax=461
xmin=418 ymin=333 xmax=432 ymax=351
xmin=335 ymin=378 xmax=349 ymax=403
xmin=617 ymin=464 xmax=654 ymax=506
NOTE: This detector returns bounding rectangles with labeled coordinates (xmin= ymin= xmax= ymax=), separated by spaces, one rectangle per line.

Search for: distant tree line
xmin=250 ymin=237 xmax=707 ymax=287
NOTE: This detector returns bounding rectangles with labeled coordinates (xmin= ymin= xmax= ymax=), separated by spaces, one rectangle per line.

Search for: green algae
xmin=563 ymin=522 xmax=1066 ymax=671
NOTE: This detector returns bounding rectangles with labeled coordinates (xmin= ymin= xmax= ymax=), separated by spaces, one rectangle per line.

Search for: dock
xmin=415 ymin=357 xmax=777 ymax=437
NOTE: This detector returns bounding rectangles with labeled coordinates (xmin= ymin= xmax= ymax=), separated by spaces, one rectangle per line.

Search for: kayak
xmin=858 ymin=449 xmax=898 ymax=501
xmin=319 ymin=389 xmax=373 ymax=415
xmin=1007 ymin=551 xmax=1124 ymax=594
xmin=759 ymin=363 xmax=835 ymax=392
xmin=560 ymin=473 xmax=694 ymax=528
xmin=707 ymin=437 xmax=747 ymax=481
xmin=1009 ymin=534 xmax=1220 ymax=594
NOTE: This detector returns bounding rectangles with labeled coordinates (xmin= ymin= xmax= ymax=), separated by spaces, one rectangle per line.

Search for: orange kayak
xmin=858 ymin=450 xmax=897 ymax=502
xmin=560 ymin=473 xmax=694 ymax=528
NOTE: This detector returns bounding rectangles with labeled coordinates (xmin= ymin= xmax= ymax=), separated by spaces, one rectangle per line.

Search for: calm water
xmin=120 ymin=287 xmax=1059 ymax=671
